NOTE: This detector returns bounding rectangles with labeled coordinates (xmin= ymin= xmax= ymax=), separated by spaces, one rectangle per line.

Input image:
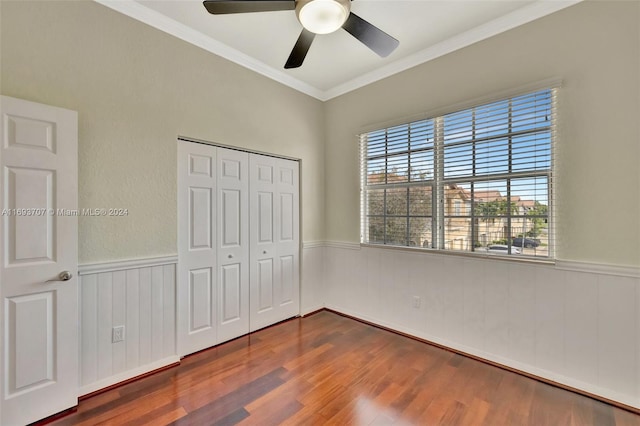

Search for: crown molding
xmin=94 ymin=0 xmax=324 ymax=100
xmin=322 ymin=0 xmax=582 ymax=100
xmin=95 ymin=0 xmax=581 ymax=102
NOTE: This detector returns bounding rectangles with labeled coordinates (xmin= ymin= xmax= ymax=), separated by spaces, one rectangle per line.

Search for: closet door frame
xmin=177 ymin=137 xmax=301 ymax=357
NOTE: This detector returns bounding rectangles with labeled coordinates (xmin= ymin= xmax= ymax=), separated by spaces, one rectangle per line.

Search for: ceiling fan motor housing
xmin=295 ymin=0 xmax=351 ymax=34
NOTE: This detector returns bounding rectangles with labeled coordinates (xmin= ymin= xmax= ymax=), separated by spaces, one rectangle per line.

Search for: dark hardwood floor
xmin=45 ymin=311 xmax=640 ymax=425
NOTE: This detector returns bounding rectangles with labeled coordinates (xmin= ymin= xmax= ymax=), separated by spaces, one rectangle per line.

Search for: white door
xmin=216 ymin=148 xmax=249 ymax=343
xmin=249 ymin=155 xmax=299 ymax=331
xmin=273 ymin=158 xmax=300 ymax=324
xmin=177 ymin=141 xmax=217 ymax=356
xmin=0 ymin=96 xmax=78 ymax=425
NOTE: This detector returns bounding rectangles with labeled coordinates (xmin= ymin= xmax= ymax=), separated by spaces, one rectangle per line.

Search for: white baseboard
xmin=79 ymin=356 xmax=180 ymax=397
xmin=325 ymin=304 xmax=639 ymax=409
xmin=300 ymin=304 xmax=325 ymax=316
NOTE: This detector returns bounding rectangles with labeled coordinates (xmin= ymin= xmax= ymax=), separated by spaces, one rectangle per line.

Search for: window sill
xmin=359 ymin=243 xmax=556 ymax=266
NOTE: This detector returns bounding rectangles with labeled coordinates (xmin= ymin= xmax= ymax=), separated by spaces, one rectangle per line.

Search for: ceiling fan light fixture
xmin=296 ymin=0 xmax=350 ymax=35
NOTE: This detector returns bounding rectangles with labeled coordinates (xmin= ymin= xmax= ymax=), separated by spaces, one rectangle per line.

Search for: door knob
xmin=228 ymin=254 xmax=233 ymax=259
xmin=46 ymin=271 xmax=73 ymax=282
xmin=263 ymin=250 xmax=267 ymax=254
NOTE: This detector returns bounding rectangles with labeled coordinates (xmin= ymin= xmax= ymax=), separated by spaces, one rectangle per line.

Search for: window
xmin=360 ymin=88 xmax=555 ymax=258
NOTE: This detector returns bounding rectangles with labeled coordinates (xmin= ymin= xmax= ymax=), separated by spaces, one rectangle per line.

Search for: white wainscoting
xmin=78 ymin=256 xmax=179 ymax=396
xmin=323 ymin=242 xmax=640 ymax=409
xmin=77 ymin=246 xmax=324 ymax=396
xmin=301 ymin=242 xmax=325 ymax=315
xmin=77 ymin=245 xmax=637 ymax=407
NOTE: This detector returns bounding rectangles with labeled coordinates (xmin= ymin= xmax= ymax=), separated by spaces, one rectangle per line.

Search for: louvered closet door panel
xmin=249 ymin=155 xmax=299 ymax=331
xmin=178 ymin=141 xmax=217 ymax=356
xmin=216 ymin=147 xmax=250 ymax=343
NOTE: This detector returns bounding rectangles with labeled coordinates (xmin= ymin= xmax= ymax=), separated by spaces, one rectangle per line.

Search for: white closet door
xmin=216 ymin=148 xmax=250 ymax=343
xmin=179 ymin=142 xmax=297 ymax=353
xmin=249 ymin=155 xmax=278 ymax=330
xmin=249 ymin=155 xmax=299 ymax=331
xmin=177 ymin=141 xmax=217 ymax=356
xmin=275 ymin=158 xmax=300 ymax=322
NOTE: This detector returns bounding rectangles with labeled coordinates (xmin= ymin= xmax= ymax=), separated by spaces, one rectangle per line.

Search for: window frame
xmin=359 ymin=87 xmax=556 ymax=260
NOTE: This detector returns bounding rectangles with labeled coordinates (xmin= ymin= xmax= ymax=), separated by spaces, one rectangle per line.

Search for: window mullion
xmin=407 ymin=126 xmax=411 ymax=245
xmin=471 ymin=182 xmax=476 ymax=249
xmin=383 ymin=189 xmax=387 ymax=244
xmin=406 ymin=187 xmax=410 ymax=245
xmin=360 ymin=136 xmax=367 ymax=244
xmin=471 ymin=108 xmax=476 ymax=251
xmin=507 ymin=99 xmax=513 ymax=254
xmin=548 ymin=88 xmax=557 ymax=258
xmin=384 ymin=129 xmax=389 ymax=185
xmin=434 ymin=117 xmax=444 ymax=250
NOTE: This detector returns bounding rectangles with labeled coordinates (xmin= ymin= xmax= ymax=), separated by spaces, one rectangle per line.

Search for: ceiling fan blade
xmin=342 ymin=12 xmax=399 ymax=58
xmin=203 ymin=0 xmax=295 ymax=15
xmin=285 ymin=29 xmax=315 ymax=69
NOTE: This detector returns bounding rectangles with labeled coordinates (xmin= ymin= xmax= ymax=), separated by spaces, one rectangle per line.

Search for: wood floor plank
xmin=124 ymin=406 xmax=188 ymax=426
xmin=459 ymin=397 xmax=492 ymax=425
xmin=528 ymin=381 xmax=576 ymax=426
xmin=41 ymin=311 xmax=640 ymax=426
xmin=245 ymin=374 xmax=309 ymax=410
xmin=238 ymin=399 xmax=304 ymax=426
xmin=170 ymin=368 xmax=286 ymax=425
xmin=616 ymin=408 xmax=640 ymax=426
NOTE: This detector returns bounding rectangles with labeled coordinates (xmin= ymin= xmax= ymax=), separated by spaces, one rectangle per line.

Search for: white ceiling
xmin=97 ymin=0 xmax=581 ymax=100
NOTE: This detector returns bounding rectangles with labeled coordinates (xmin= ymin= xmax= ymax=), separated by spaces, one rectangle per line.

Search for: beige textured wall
xmin=0 ymin=1 xmax=325 ymax=263
xmin=2 ymin=1 xmax=638 ymax=266
xmin=324 ymin=1 xmax=640 ymax=267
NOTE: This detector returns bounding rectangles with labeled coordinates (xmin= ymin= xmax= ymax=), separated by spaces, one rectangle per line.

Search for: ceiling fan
xmin=203 ymin=0 xmax=399 ymax=69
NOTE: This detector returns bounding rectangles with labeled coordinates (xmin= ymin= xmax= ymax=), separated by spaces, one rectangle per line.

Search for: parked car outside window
xmin=512 ymin=237 xmax=540 ymax=248
xmin=487 ymin=245 xmax=521 ymax=255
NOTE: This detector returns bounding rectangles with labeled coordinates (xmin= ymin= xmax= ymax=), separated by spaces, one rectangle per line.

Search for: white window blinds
xmin=360 ymin=88 xmax=556 ymax=258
